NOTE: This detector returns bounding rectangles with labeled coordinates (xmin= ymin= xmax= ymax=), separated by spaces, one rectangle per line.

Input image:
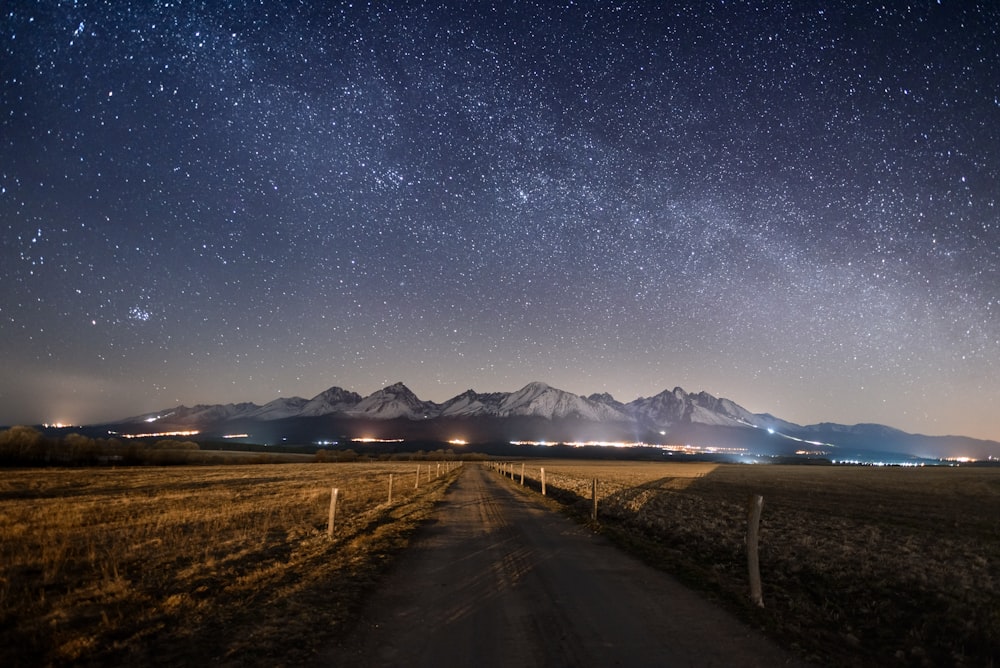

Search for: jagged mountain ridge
xmin=346 ymin=382 xmax=434 ymax=419
xmin=116 ymin=380 xmax=1000 ymax=460
xmin=122 ymin=380 xmax=782 ymax=431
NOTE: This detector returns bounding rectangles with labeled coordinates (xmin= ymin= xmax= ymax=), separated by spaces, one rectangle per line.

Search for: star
xmin=0 ymin=1 xmax=997 ymax=440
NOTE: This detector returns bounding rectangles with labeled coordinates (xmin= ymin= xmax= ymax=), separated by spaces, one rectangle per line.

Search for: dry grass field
xmin=0 ymin=461 xmax=460 ymax=667
xmin=503 ymin=460 xmax=1000 ymax=667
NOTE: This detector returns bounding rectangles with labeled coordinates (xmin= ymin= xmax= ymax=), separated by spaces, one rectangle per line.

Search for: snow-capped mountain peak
xmin=496 ymin=382 xmax=632 ymax=421
xmin=626 ymin=387 xmax=756 ymax=429
xmin=299 ymin=386 xmax=363 ymax=417
xmin=248 ymin=396 xmax=309 ymax=420
xmin=347 ymin=382 xmax=437 ymax=419
xmin=439 ymin=389 xmax=498 ymax=417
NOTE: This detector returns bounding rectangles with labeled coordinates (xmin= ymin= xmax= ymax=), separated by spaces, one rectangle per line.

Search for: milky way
xmin=2 ymin=2 xmax=999 ymax=439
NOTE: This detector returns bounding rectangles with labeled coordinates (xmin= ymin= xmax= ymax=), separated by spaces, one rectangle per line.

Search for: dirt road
xmin=319 ymin=464 xmax=808 ymax=667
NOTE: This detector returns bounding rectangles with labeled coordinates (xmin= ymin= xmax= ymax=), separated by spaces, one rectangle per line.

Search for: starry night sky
xmin=2 ymin=2 xmax=999 ymax=439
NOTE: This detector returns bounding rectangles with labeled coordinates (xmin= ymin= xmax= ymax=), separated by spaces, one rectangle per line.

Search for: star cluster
xmin=2 ymin=1 xmax=998 ymax=439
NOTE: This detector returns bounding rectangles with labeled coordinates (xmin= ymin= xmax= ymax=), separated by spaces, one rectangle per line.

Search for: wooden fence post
xmin=541 ymin=467 xmax=546 ymax=496
xmin=327 ymin=488 xmax=339 ymax=537
xmin=591 ymin=479 xmax=598 ymax=520
xmin=437 ymin=462 xmax=441 ymax=478
xmin=520 ymin=462 xmax=525 ymax=485
xmin=388 ymin=474 xmax=393 ymax=504
xmin=415 ymin=465 xmax=420 ymax=489
xmin=747 ymin=494 xmax=765 ymax=608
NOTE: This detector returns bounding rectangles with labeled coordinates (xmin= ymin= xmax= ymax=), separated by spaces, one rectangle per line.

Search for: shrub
xmin=0 ymin=426 xmax=45 ymax=465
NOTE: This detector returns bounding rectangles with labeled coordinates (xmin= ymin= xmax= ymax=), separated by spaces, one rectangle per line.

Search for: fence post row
xmin=746 ymin=493 xmax=765 ymax=608
xmin=494 ymin=467 xmax=764 ymax=608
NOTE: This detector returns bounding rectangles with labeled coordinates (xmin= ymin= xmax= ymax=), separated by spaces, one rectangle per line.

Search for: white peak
xmin=519 ymin=381 xmax=552 ymax=393
xmin=381 ymin=381 xmax=414 ymax=393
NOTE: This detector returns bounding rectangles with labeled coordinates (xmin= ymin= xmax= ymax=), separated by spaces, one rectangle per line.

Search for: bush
xmin=63 ymin=433 xmax=99 ymax=463
xmin=0 ymin=426 xmax=46 ymax=465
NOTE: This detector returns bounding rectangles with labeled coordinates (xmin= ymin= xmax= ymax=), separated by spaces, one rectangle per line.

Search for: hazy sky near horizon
xmin=2 ymin=2 xmax=999 ymax=440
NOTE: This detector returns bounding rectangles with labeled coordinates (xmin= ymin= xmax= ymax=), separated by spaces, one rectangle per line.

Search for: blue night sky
xmin=2 ymin=2 xmax=999 ymax=440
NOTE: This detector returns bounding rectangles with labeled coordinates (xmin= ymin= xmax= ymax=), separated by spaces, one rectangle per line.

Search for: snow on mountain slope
xmin=626 ymin=387 xmax=692 ymax=426
xmin=687 ymin=403 xmax=747 ymax=427
xmin=346 ymin=382 xmax=437 ymax=419
xmin=587 ymin=392 xmax=627 ymax=412
xmin=496 ymin=382 xmax=632 ymax=421
xmin=438 ymin=390 xmax=506 ymax=417
xmin=298 ymin=386 xmax=363 ymax=416
xmin=247 ymin=397 xmax=309 ymax=420
xmin=437 ymin=390 xmax=484 ymax=416
xmin=116 ymin=381 xmax=776 ymax=432
xmin=125 ymin=402 xmax=262 ymax=426
xmin=626 ymin=387 xmax=775 ymax=429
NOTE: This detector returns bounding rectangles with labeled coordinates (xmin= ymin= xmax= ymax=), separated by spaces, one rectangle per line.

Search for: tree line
xmin=0 ymin=426 xmax=200 ymax=467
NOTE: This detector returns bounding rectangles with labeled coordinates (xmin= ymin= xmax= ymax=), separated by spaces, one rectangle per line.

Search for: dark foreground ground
xmin=318 ymin=464 xmax=808 ymax=667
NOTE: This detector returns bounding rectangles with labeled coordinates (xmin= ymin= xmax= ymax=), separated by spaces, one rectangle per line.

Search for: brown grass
xmin=505 ymin=460 xmax=1000 ymax=667
xmin=0 ymin=461 xmax=460 ymax=667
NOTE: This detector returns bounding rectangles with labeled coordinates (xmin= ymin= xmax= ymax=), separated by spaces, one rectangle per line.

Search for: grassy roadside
xmin=491 ymin=460 xmax=1000 ymax=667
xmin=1 ymin=462 xmax=462 ymax=667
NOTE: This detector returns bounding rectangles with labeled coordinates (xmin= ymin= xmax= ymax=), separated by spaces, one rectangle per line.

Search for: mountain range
xmin=115 ymin=381 xmax=999 ymax=463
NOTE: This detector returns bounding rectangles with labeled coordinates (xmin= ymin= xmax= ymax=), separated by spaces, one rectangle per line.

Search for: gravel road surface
xmin=318 ymin=464 xmax=809 ymax=667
